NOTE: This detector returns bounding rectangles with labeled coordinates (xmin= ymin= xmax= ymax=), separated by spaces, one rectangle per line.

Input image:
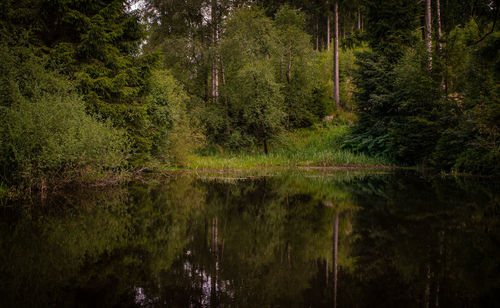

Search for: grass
xmin=186 ymin=124 xmax=391 ymax=170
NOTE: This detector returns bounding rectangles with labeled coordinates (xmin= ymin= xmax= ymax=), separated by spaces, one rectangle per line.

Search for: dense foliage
xmin=344 ymin=0 xmax=499 ymax=174
xmin=0 ymin=38 xmax=129 ymax=188
xmin=0 ymin=0 xmax=498 ymax=189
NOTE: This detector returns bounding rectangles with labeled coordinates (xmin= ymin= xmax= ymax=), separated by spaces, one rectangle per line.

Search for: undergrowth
xmin=187 ymin=123 xmax=391 ymax=170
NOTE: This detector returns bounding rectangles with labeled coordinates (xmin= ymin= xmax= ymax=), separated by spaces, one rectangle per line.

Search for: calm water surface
xmin=1 ymin=170 xmax=499 ymax=307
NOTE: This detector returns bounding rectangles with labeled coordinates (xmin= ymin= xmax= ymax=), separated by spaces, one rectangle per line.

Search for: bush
xmin=147 ymin=70 xmax=204 ymax=166
xmin=0 ymin=44 xmax=129 ymax=188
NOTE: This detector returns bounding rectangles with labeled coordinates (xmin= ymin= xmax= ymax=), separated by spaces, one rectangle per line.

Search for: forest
xmin=0 ymin=0 xmax=499 ymax=190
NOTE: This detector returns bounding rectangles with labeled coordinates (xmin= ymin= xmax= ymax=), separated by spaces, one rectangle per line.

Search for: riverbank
xmin=185 ymin=124 xmax=391 ymax=170
xmin=0 ymin=124 xmax=392 ymax=198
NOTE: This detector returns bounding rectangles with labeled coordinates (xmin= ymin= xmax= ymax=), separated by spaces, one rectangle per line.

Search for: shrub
xmin=0 ymin=44 xmax=129 ymax=188
xmin=147 ymin=70 xmax=204 ymax=166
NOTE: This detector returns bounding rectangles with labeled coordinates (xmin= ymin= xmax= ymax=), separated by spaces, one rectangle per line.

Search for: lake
xmin=1 ymin=169 xmax=498 ymax=307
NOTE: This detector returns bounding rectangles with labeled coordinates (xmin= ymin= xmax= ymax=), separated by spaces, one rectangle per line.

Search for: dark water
xmin=1 ymin=170 xmax=499 ymax=308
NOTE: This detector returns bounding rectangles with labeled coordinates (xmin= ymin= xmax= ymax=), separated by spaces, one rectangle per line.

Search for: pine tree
xmin=346 ymin=0 xmax=421 ymax=160
xmin=1 ymin=0 xmax=156 ymax=164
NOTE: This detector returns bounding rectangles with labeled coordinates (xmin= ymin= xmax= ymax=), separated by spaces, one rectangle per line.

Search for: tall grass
xmin=187 ymin=123 xmax=390 ymax=170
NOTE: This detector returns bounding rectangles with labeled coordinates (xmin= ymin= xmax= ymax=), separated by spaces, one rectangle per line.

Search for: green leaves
xmin=0 ymin=50 xmax=129 ymax=187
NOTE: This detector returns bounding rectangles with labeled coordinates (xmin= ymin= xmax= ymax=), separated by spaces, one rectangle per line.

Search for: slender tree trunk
xmin=201 ymin=23 xmax=209 ymax=102
xmin=220 ymin=57 xmax=226 ymax=87
xmin=220 ymin=56 xmax=230 ymax=137
xmin=316 ymin=18 xmax=319 ymax=50
xmin=358 ymin=6 xmax=361 ymax=31
xmin=436 ymin=0 xmax=446 ymax=90
xmin=436 ymin=0 xmax=443 ymax=51
xmin=334 ymin=1 xmax=340 ymax=107
xmin=211 ymin=0 xmax=219 ymax=103
xmin=444 ymin=28 xmax=449 ymax=97
xmin=425 ymin=0 xmax=433 ymax=69
xmin=327 ymin=14 xmax=331 ymax=51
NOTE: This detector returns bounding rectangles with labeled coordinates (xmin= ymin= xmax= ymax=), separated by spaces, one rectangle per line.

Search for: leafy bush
xmin=230 ymin=60 xmax=286 ymax=153
xmin=147 ymin=70 xmax=204 ymax=166
xmin=0 ymin=44 xmax=129 ymax=188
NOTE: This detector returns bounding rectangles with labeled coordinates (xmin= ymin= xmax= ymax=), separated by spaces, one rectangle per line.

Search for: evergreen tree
xmin=1 ymin=0 xmax=156 ymax=165
xmin=345 ymin=0 xmax=428 ymax=163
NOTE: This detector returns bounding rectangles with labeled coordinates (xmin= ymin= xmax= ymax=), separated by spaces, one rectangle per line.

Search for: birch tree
xmin=425 ymin=0 xmax=432 ymax=69
xmin=334 ymin=1 xmax=340 ymax=107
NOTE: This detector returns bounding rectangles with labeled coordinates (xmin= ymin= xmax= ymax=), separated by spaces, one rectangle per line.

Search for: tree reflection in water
xmin=0 ymin=170 xmax=498 ymax=307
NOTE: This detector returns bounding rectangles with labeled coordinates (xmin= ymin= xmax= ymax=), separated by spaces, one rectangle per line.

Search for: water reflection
xmin=0 ymin=170 xmax=498 ymax=307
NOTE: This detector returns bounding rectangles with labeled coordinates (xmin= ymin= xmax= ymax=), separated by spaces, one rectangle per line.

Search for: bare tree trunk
xmin=436 ymin=0 xmax=446 ymax=90
xmin=436 ymin=0 xmax=443 ymax=51
xmin=357 ymin=6 xmax=361 ymax=31
xmin=327 ymin=14 xmax=331 ymax=51
xmin=334 ymin=1 xmax=340 ymax=107
xmin=220 ymin=56 xmax=230 ymax=137
xmin=220 ymin=57 xmax=226 ymax=87
xmin=425 ymin=0 xmax=432 ymax=69
xmin=211 ymin=0 xmax=219 ymax=103
xmin=316 ymin=18 xmax=319 ymax=50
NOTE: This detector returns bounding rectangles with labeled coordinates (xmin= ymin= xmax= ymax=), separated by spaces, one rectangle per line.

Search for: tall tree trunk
xmin=436 ymin=0 xmax=442 ymax=51
xmin=357 ymin=6 xmax=361 ymax=31
xmin=334 ymin=1 xmax=340 ymax=107
xmin=436 ymin=0 xmax=445 ymax=90
xmin=211 ymin=0 xmax=219 ymax=103
xmin=220 ymin=56 xmax=230 ymax=137
xmin=316 ymin=18 xmax=319 ymax=50
xmin=425 ymin=0 xmax=432 ymax=69
xmin=327 ymin=13 xmax=331 ymax=51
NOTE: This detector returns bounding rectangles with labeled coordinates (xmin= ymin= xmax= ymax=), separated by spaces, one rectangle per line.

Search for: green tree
xmin=202 ymin=7 xmax=285 ymax=152
xmin=0 ymin=38 xmax=129 ymax=188
xmin=147 ymin=70 xmax=204 ymax=166
xmin=274 ymin=5 xmax=322 ymax=128
xmin=1 ymin=0 xmax=156 ymax=165
xmin=232 ymin=60 xmax=285 ymax=153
